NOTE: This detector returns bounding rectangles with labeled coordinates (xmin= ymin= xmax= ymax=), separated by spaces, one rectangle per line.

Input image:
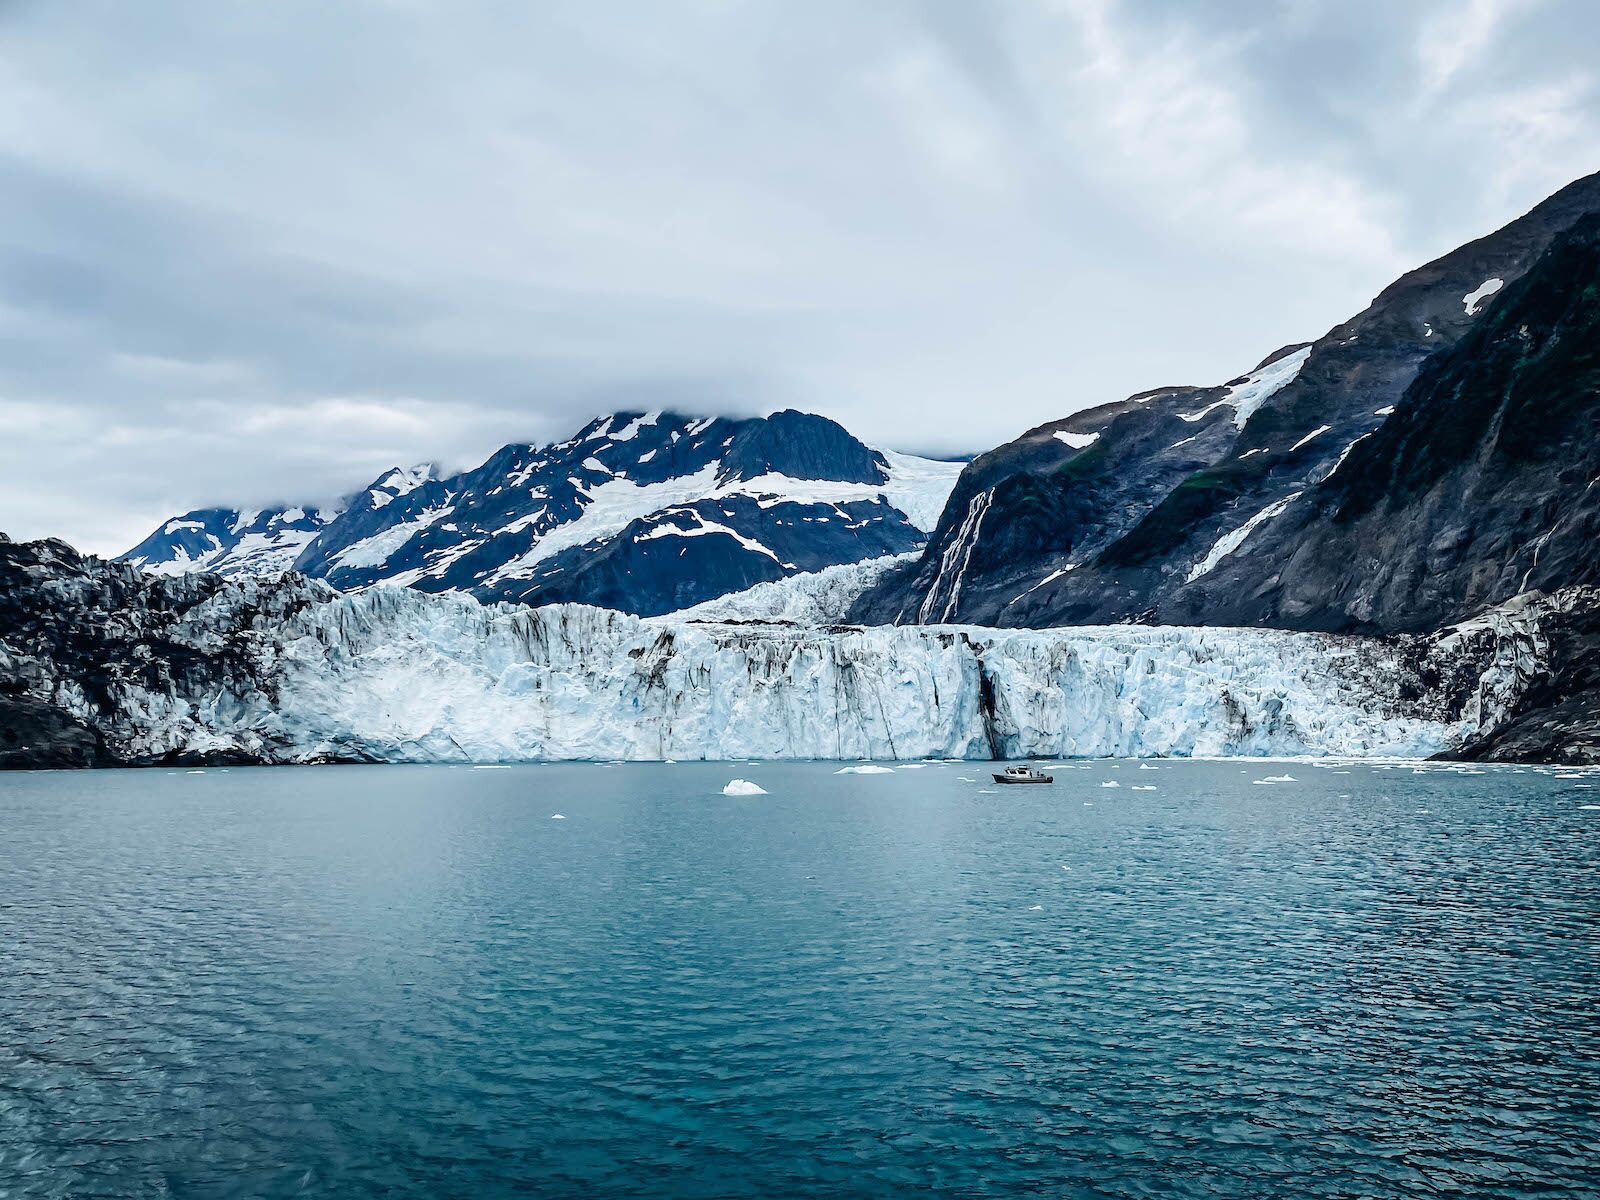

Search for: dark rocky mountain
xmin=1172 ymin=210 xmax=1600 ymax=634
xmin=1 ymin=534 xmax=330 ymax=768
xmin=122 ymin=410 xmax=962 ymax=617
xmin=850 ymin=171 xmax=1600 ymax=632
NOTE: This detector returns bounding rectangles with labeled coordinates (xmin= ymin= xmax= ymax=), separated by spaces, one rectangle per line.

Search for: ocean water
xmin=1 ymin=760 xmax=1597 ymax=1198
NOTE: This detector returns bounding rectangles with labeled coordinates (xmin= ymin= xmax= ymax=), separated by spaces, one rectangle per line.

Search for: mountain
xmin=849 ymin=171 xmax=1600 ymax=632
xmin=122 ymin=410 xmax=964 ymax=617
xmin=122 ymin=502 xmax=345 ymax=577
xmin=0 ymin=533 xmax=1531 ymax=769
xmin=1172 ymin=209 xmax=1600 ymax=633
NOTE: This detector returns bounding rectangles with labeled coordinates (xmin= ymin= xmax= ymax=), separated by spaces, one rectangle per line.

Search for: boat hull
xmin=991 ymin=774 xmax=1054 ymax=785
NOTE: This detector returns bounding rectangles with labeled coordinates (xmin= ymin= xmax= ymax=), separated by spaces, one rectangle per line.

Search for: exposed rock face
xmin=0 ymin=534 xmax=1544 ymax=769
xmin=850 ymin=171 xmax=1600 ymax=632
xmin=1449 ymin=590 xmax=1600 ymax=765
xmin=0 ymin=534 xmax=333 ymax=768
xmin=1182 ymin=212 xmax=1600 ymax=634
xmin=120 ymin=410 xmax=964 ymax=617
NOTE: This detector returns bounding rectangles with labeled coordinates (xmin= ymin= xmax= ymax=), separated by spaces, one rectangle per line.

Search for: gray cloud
xmin=1 ymin=0 xmax=1596 ymax=553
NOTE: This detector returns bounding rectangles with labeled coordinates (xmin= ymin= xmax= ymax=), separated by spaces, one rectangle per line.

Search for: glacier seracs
xmin=7 ymin=536 xmax=1545 ymax=767
xmin=175 ymin=586 xmax=1474 ymax=763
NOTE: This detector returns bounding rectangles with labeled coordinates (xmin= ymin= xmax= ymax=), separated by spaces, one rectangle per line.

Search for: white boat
xmin=991 ymin=764 xmax=1054 ymax=785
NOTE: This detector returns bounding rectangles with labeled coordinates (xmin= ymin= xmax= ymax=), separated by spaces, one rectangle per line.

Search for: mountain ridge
xmin=850 ymin=169 xmax=1600 ymax=633
xmin=123 ymin=408 xmax=965 ymax=617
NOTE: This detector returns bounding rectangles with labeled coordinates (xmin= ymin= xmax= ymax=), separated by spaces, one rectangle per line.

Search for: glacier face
xmin=3 ymin=536 xmax=1530 ymax=767
xmin=150 ymin=587 xmax=1471 ymax=764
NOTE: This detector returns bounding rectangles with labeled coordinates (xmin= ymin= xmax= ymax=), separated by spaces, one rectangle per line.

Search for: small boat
xmin=991 ymin=764 xmax=1054 ymax=785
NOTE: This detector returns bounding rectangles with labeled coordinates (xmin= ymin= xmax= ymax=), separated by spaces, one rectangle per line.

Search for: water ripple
xmin=0 ymin=761 xmax=1596 ymax=1197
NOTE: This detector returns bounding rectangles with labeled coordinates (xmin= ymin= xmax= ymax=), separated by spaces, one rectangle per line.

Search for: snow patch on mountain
xmin=332 ymin=504 xmax=453 ymax=570
xmin=1187 ymin=492 xmax=1303 ymax=582
xmin=1053 ymin=430 xmax=1100 ymax=450
xmin=1227 ymin=346 xmax=1313 ymax=427
xmin=1290 ymin=424 xmax=1332 ymax=452
xmin=1463 ymin=277 xmax=1504 ymax=315
xmin=370 ymin=464 xmax=435 ymax=508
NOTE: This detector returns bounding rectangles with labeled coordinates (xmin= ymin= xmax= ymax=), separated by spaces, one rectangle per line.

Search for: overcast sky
xmin=2 ymin=0 xmax=1597 ymax=554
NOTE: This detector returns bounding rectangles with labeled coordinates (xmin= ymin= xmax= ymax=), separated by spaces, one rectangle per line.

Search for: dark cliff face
xmin=1177 ymin=212 xmax=1600 ymax=634
xmin=716 ymin=409 xmax=890 ymax=485
xmin=1452 ymin=591 xmax=1600 ymax=766
xmin=850 ymin=171 xmax=1600 ymax=632
xmin=0 ymin=535 xmax=321 ymax=769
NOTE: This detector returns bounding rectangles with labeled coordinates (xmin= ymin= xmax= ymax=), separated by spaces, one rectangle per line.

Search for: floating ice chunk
xmin=551 ymin=813 xmax=568 ymax=819
xmin=1028 ymin=904 xmax=1044 ymax=911
xmin=472 ymin=764 xmax=511 ymax=770
xmin=1138 ymin=763 xmax=1159 ymax=771
xmin=1131 ymin=785 xmax=1157 ymax=791
xmin=1100 ymin=781 xmax=1120 ymax=789
xmin=1580 ymin=805 xmax=1600 ymax=810
xmin=836 ymin=765 xmax=894 ymax=774
xmin=722 ymin=779 xmax=768 ymax=795
xmin=1263 ymin=774 xmax=1297 ymax=782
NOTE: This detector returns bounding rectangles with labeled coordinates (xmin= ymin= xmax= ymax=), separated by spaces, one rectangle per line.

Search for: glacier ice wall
xmin=196 ymin=587 xmax=1469 ymax=763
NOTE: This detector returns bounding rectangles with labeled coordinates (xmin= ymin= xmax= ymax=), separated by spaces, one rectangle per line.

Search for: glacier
xmin=3 ymin=536 xmax=1544 ymax=767
xmin=93 ymin=587 xmax=1486 ymax=764
xmin=246 ymin=592 xmax=1474 ymax=762
xmin=670 ymin=553 xmax=915 ymax=625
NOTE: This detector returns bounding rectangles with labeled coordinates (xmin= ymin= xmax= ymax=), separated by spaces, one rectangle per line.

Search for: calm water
xmin=2 ymin=760 xmax=1597 ymax=1198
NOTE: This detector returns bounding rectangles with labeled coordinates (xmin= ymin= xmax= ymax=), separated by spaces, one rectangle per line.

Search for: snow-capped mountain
xmin=122 ymin=410 xmax=964 ymax=617
xmin=851 ymin=170 xmax=1600 ymax=634
xmin=122 ymin=503 xmax=344 ymax=577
